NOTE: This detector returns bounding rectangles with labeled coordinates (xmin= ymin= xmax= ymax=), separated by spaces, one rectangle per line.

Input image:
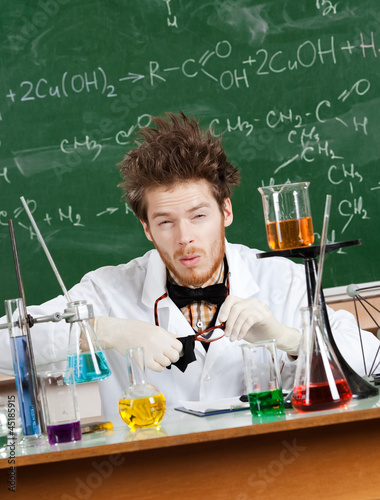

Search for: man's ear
xmin=141 ymin=220 xmax=153 ymax=242
xmin=223 ymin=198 xmax=233 ymax=227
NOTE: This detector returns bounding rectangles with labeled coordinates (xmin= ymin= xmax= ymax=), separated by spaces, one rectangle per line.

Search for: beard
xmin=153 ymin=224 xmax=226 ymax=287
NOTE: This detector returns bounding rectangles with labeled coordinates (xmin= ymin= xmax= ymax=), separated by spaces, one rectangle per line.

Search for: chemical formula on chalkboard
xmin=3 ymin=30 xmax=379 ymax=107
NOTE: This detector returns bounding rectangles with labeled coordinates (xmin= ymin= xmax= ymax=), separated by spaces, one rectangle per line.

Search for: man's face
xmin=141 ymin=180 xmax=233 ymax=287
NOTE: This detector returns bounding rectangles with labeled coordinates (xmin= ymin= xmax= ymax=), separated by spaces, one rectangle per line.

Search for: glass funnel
xmin=119 ymin=347 xmax=166 ymax=430
xmin=65 ymin=300 xmax=111 ymax=384
xmin=258 ymin=182 xmax=314 ymax=251
xmin=292 ymin=306 xmax=352 ymax=412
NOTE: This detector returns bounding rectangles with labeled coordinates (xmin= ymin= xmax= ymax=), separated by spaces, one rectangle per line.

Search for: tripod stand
xmin=256 ymin=240 xmax=378 ymax=401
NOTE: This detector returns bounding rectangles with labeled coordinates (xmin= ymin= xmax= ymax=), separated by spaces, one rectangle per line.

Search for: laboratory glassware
xmin=292 ymin=305 xmax=352 ymax=412
xmin=40 ymin=369 xmax=81 ymax=445
xmin=242 ymin=340 xmax=285 ymax=416
xmin=119 ymin=347 xmax=166 ymax=430
xmin=66 ymin=300 xmax=111 ymax=384
xmin=17 ymin=203 xmax=111 ymax=385
xmin=258 ymin=182 xmax=314 ymax=250
xmin=6 ymin=298 xmax=45 ymax=446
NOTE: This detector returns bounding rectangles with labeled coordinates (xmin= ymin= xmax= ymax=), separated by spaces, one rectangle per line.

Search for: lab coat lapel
xmin=225 ymin=241 xmax=260 ymax=298
xmin=142 ymin=250 xmax=167 ymax=307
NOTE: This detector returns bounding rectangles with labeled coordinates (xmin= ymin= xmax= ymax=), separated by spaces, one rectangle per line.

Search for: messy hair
xmin=118 ymin=111 xmax=241 ymax=223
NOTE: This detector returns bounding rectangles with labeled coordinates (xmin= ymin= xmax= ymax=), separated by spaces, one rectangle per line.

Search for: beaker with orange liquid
xmin=258 ymin=182 xmax=314 ymax=251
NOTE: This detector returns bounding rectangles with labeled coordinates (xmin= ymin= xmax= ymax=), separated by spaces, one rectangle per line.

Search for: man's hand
xmin=94 ymin=317 xmax=183 ymax=372
xmin=218 ymin=295 xmax=301 ymax=356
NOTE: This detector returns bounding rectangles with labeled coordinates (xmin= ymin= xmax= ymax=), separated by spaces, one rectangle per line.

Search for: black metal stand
xmin=257 ymin=240 xmax=378 ymax=400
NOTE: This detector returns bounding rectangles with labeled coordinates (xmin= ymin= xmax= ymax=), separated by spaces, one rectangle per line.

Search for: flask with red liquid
xmin=292 ymin=305 xmax=352 ymax=412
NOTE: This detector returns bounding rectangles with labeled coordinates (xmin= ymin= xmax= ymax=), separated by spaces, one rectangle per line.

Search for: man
xmin=0 ymin=112 xmax=378 ymax=411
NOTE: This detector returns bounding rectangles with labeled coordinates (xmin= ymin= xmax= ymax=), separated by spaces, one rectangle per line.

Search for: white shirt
xmin=0 ymin=241 xmax=378 ymax=412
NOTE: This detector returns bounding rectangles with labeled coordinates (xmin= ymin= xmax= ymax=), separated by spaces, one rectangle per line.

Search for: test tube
xmin=6 ymin=298 xmax=45 ymax=446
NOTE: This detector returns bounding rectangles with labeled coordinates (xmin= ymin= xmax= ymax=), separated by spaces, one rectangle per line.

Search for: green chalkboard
xmin=1 ymin=0 xmax=380 ymax=309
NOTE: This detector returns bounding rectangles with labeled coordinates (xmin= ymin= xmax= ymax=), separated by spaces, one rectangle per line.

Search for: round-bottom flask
xmin=119 ymin=347 xmax=166 ymax=430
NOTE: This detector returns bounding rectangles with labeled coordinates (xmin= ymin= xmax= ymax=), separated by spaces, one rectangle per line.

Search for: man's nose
xmin=177 ymin=220 xmax=194 ymax=245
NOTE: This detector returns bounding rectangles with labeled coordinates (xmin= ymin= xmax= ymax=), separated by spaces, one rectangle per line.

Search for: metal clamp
xmin=63 ymin=301 xmax=94 ymax=323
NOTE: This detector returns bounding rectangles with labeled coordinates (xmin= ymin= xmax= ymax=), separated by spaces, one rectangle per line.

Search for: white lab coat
xmin=0 ymin=241 xmax=378 ymax=412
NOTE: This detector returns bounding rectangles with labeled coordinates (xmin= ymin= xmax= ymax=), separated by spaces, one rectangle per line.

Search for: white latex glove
xmin=94 ymin=316 xmax=183 ymax=372
xmin=218 ymin=296 xmax=301 ymax=356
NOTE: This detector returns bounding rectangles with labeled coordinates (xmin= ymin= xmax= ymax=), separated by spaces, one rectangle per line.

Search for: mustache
xmin=174 ymin=248 xmax=205 ymax=259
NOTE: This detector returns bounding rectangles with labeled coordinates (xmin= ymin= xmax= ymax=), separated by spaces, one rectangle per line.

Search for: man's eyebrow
xmin=151 ymin=211 xmax=171 ymax=220
xmin=151 ymin=202 xmax=211 ymax=220
xmin=187 ymin=202 xmax=211 ymax=213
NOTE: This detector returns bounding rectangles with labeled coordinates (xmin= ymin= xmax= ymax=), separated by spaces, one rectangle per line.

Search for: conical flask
xmin=119 ymin=347 xmax=166 ymax=430
xmin=65 ymin=300 xmax=111 ymax=384
xmin=292 ymin=305 xmax=352 ymax=412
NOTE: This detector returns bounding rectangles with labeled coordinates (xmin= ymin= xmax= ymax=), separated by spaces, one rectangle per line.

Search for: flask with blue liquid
xmin=6 ymin=298 xmax=45 ymax=446
xmin=65 ymin=300 xmax=111 ymax=384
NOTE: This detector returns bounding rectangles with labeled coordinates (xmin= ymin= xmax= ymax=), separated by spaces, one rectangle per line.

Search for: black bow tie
xmin=167 ymin=281 xmax=227 ymax=309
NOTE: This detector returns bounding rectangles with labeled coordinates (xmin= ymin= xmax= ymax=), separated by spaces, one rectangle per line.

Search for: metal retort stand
xmin=256 ymin=239 xmax=379 ymax=400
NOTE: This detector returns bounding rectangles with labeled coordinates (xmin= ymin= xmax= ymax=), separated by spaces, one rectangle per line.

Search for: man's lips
xmin=179 ymin=255 xmax=201 ymax=267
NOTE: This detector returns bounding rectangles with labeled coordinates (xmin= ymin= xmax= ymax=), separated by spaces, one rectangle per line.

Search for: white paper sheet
xmin=179 ymin=397 xmax=249 ymax=413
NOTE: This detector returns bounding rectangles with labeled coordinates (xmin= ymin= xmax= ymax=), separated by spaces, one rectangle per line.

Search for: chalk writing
xmin=60 ymin=136 xmax=102 ymax=162
xmin=0 ymin=168 xmax=11 ymax=184
xmin=58 ymin=207 xmax=84 ymax=227
xmin=2 ymin=32 xmax=380 ymax=112
xmin=0 ymin=199 xmax=136 ymax=240
xmin=0 ymin=202 xmax=85 ymax=233
xmin=338 ymin=79 xmax=371 ymax=102
xmin=1 ymin=0 xmax=380 ymax=298
xmin=163 ymin=0 xmax=178 ymax=28
xmin=96 ymin=208 xmax=119 ymax=216
xmin=208 ymin=82 xmax=371 ymax=174
xmin=316 ymin=0 xmax=339 ymax=16
xmin=149 ymin=40 xmax=250 ymax=89
xmin=5 ymin=67 xmax=144 ymax=104
xmin=328 ymin=163 xmax=364 ymax=186
xmin=59 ymin=114 xmax=152 ymax=164
xmin=338 ymin=196 xmax=370 ymax=233
xmin=209 ymin=116 xmax=256 ymax=137
xmin=148 ymin=33 xmax=380 ymax=90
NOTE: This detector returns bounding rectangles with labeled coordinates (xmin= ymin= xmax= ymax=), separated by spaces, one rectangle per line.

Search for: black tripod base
xmin=344 ymin=368 xmax=378 ymax=399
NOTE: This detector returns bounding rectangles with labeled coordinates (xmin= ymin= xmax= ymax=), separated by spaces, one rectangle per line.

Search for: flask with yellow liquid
xmin=119 ymin=347 xmax=166 ymax=430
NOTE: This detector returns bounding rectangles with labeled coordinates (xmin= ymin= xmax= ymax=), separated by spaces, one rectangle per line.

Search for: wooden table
xmin=1 ymin=396 xmax=380 ymax=499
